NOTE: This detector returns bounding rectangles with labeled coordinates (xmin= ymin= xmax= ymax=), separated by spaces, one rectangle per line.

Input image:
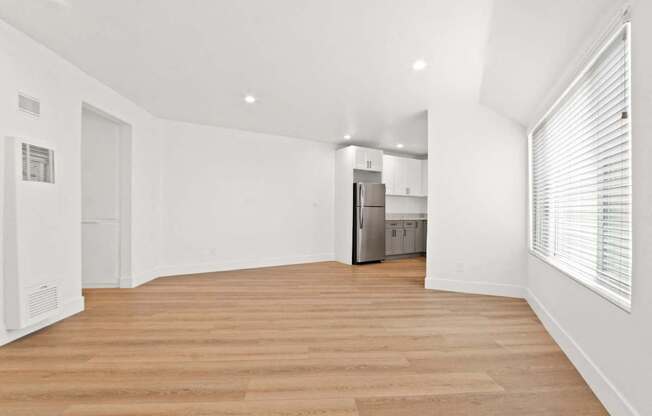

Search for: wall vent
xmin=18 ymin=93 xmax=40 ymax=117
xmin=28 ymin=285 xmax=59 ymax=320
xmin=22 ymin=143 xmax=55 ymax=183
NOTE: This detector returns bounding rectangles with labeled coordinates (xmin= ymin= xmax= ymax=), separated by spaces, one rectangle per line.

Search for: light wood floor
xmin=0 ymin=258 xmax=607 ymax=415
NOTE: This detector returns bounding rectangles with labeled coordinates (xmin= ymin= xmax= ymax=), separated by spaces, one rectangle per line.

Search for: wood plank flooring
xmin=0 ymin=258 xmax=607 ymax=415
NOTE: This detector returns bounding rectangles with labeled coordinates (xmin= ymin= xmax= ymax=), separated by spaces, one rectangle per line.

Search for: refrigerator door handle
xmin=360 ymin=184 xmax=364 ymax=229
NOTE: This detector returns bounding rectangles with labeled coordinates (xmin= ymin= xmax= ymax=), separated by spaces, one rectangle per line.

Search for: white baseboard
xmin=526 ymin=290 xmax=640 ymax=416
xmin=0 ymin=296 xmax=84 ymax=347
xmin=119 ymin=276 xmax=134 ymax=288
xmin=424 ymin=277 xmax=639 ymax=414
xmin=120 ymin=268 xmax=162 ymax=289
xmin=424 ymin=276 xmax=525 ymax=298
xmin=83 ymin=282 xmax=119 ymax=289
xmin=157 ymin=253 xmax=335 ymax=278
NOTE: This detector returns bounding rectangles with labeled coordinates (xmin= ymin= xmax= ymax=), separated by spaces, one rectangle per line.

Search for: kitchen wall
xmin=425 ymin=101 xmax=527 ymax=297
xmin=158 ymin=120 xmax=335 ymax=276
xmin=385 ymin=196 xmax=427 ymax=214
xmin=524 ymin=2 xmax=652 ymax=415
xmin=0 ymin=19 xmax=162 ymax=345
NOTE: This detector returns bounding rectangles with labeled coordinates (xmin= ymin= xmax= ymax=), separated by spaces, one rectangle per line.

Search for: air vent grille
xmin=28 ymin=286 xmax=58 ymax=319
xmin=22 ymin=143 xmax=55 ymax=183
xmin=18 ymin=93 xmax=40 ymax=117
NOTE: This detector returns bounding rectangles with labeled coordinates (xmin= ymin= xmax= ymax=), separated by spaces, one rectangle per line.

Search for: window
xmin=529 ymin=23 xmax=631 ymax=310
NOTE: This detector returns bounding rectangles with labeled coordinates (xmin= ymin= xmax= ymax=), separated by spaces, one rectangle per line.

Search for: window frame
xmin=527 ymin=22 xmax=633 ymax=312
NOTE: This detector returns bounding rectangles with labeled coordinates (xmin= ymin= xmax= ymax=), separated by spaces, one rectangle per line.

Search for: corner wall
xmin=0 ymin=19 xmax=162 ymax=345
xmin=425 ymin=101 xmax=527 ymax=297
xmin=157 ymin=120 xmax=335 ymax=276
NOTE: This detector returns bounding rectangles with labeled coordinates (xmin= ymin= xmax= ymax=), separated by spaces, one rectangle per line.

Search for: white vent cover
xmin=28 ymin=285 xmax=59 ymax=319
xmin=22 ymin=143 xmax=55 ymax=183
xmin=18 ymin=93 xmax=40 ymax=117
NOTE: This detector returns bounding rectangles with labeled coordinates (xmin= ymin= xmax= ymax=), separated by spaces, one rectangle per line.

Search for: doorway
xmin=81 ymin=105 xmax=131 ymax=288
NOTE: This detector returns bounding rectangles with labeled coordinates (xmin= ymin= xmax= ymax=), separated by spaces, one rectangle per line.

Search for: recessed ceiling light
xmin=244 ymin=95 xmax=257 ymax=104
xmin=412 ymin=59 xmax=427 ymax=71
xmin=344 ymin=134 xmax=352 ymax=140
xmin=396 ymin=143 xmax=404 ymax=149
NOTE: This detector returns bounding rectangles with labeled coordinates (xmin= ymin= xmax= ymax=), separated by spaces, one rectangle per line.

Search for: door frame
xmin=81 ymin=103 xmax=132 ymax=288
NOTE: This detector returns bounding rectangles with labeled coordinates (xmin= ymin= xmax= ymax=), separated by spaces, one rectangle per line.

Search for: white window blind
xmin=529 ymin=23 xmax=631 ymax=309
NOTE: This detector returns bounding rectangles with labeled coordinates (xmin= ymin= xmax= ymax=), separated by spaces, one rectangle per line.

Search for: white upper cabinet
xmin=354 ymin=146 xmax=383 ymax=171
xmin=404 ymin=158 xmax=421 ymax=196
xmin=383 ymin=154 xmax=425 ymax=196
xmin=421 ymin=159 xmax=428 ymax=196
xmin=382 ymin=155 xmax=396 ymax=194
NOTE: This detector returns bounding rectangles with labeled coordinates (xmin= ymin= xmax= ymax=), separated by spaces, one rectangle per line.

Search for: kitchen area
xmin=335 ymin=145 xmax=427 ymax=265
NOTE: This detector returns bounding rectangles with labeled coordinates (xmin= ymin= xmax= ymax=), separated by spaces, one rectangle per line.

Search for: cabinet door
xmin=393 ymin=157 xmax=407 ymax=195
xmin=368 ymin=149 xmax=383 ymax=171
xmin=385 ymin=229 xmax=394 ymax=255
xmin=386 ymin=228 xmax=402 ymax=255
xmin=415 ymin=221 xmax=426 ymax=252
xmin=354 ymin=147 xmax=368 ymax=170
xmin=382 ymin=155 xmax=396 ymax=194
xmin=402 ymin=228 xmax=416 ymax=253
xmin=394 ymin=229 xmax=404 ymax=254
xmin=354 ymin=147 xmax=383 ymax=171
xmin=405 ymin=158 xmax=421 ymax=196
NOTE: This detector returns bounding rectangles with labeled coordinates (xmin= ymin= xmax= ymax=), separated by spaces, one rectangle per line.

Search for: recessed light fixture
xmin=396 ymin=143 xmax=404 ymax=149
xmin=344 ymin=134 xmax=352 ymax=140
xmin=412 ymin=59 xmax=427 ymax=71
xmin=244 ymin=95 xmax=257 ymax=104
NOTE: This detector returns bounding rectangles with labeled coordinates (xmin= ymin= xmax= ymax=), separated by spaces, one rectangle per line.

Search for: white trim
xmin=527 ymin=22 xmax=630 ymax=136
xmin=83 ymin=282 xmax=119 ymax=289
xmin=156 ymin=254 xmax=336 ymax=278
xmin=121 ymin=268 xmax=161 ymax=288
xmin=527 ymin=22 xmax=633 ymax=312
xmin=424 ymin=276 xmax=525 ymax=299
xmin=0 ymin=297 xmax=84 ymax=347
xmin=527 ymin=2 xmax=631 ymax=130
xmin=526 ymin=289 xmax=640 ymax=416
xmin=528 ymin=251 xmax=631 ymax=312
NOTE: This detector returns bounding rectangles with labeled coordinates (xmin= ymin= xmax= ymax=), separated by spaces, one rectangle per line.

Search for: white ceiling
xmin=0 ymin=0 xmax=495 ymax=155
xmin=480 ymin=0 xmax=620 ymax=127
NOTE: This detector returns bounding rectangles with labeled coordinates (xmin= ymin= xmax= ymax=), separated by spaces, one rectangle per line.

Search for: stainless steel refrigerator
xmin=353 ymin=183 xmax=386 ymax=264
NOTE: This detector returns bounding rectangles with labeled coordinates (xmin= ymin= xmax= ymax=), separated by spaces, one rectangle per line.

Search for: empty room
xmin=0 ymin=1 xmax=650 ymax=415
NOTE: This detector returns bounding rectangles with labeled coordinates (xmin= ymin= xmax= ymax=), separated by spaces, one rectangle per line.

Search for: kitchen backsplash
xmin=385 ymin=195 xmax=427 ymax=214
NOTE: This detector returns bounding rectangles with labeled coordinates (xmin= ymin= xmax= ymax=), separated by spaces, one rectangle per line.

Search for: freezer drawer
xmin=354 ymin=206 xmax=386 ymax=263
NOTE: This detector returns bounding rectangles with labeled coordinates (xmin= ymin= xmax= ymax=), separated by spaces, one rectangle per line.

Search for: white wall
xmin=158 ymin=121 xmax=335 ymax=275
xmin=425 ymin=102 xmax=527 ymax=297
xmin=0 ymin=19 xmax=161 ymax=345
xmin=385 ymin=196 xmax=427 ymax=214
xmin=525 ymin=2 xmax=652 ymax=415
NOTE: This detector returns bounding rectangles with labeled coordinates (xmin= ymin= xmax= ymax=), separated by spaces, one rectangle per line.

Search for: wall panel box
xmin=3 ymin=137 xmax=62 ymax=330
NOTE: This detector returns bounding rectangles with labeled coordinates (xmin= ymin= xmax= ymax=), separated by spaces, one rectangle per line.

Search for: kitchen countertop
xmin=386 ymin=213 xmax=427 ymax=221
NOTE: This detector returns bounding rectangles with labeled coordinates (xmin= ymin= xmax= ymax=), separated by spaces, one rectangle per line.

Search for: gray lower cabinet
xmin=386 ymin=228 xmax=402 ymax=255
xmin=415 ymin=220 xmax=427 ymax=252
xmin=385 ymin=220 xmax=426 ymax=255
xmin=402 ymin=228 xmax=416 ymax=253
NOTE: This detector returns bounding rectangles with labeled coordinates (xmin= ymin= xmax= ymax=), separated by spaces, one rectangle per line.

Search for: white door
xmin=82 ymin=109 xmax=122 ymax=288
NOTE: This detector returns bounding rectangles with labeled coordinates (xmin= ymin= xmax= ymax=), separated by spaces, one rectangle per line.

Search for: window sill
xmin=528 ymin=250 xmax=631 ymax=313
